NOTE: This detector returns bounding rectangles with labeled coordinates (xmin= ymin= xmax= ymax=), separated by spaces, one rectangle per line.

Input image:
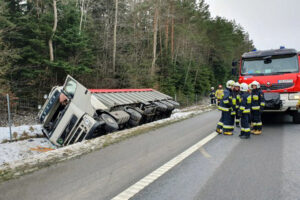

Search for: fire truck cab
xmin=235 ymin=47 xmax=300 ymax=123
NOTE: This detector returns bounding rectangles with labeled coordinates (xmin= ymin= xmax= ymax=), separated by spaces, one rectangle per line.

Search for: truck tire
xmin=293 ymin=112 xmax=300 ymax=124
xmin=124 ymin=107 xmax=142 ymax=121
xmin=128 ymin=119 xmax=140 ymax=126
xmin=101 ymin=113 xmax=119 ymax=132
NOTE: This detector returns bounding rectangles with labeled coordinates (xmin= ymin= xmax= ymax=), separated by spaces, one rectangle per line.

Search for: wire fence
xmin=0 ymin=95 xmax=40 ymax=127
xmin=0 ymin=95 xmax=39 ymax=113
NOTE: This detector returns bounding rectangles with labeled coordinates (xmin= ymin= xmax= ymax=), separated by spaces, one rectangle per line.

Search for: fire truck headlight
xmin=289 ymin=93 xmax=300 ymax=100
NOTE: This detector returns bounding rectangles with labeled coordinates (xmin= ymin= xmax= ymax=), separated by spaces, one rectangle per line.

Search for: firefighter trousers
xmin=235 ymin=115 xmax=240 ymax=126
xmin=241 ymin=114 xmax=251 ymax=136
xmin=211 ymin=98 xmax=216 ymax=104
xmin=251 ymin=110 xmax=262 ymax=131
xmin=216 ymin=112 xmax=224 ymax=130
xmin=222 ymin=111 xmax=235 ymax=133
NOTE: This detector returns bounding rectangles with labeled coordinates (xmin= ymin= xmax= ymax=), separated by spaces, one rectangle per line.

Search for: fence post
xmin=6 ymin=94 xmax=12 ymax=141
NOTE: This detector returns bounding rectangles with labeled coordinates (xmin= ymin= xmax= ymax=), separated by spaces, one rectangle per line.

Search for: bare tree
xmin=79 ymin=0 xmax=85 ymax=34
xmin=171 ymin=2 xmax=174 ymax=60
xmin=151 ymin=2 xmax=159 ymax=77
xmin=48 ymin=0 xmax=58 ymax=62
xmin=112 ymin=0 xmax=118 ymax=73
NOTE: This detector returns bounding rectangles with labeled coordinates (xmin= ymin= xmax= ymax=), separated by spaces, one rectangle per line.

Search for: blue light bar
xmin=280 ymin=46 xmax=285 ymax=49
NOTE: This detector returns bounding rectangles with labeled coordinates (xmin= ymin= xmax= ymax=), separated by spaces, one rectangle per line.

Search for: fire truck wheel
xmin=101 ymin=113 xmax=119 ymax=132
xmin=293 ymin=112 xmax=300 ymax=124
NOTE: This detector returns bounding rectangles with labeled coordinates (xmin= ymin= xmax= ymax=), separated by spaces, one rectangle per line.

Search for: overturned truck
xmin=38 ymin=75 xmax=180 ymax=146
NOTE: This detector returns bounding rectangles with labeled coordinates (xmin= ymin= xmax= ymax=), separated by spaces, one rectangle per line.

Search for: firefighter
xmin=216 ymin=80 xmax=235 ymax=135
xmin=209 ymin=87 xmax=216 ymax=105
xmin=250 ymin=81 xmax=265 ymax=135
xmin=233 ymin=82 xmax=241 ymax=127
xmin=238 ymin=83 xmax=251 ymax=139
xmin=215 ymin=85 xmax=224 ymax=105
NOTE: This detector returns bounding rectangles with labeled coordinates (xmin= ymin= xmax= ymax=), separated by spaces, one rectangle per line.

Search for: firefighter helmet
xmin=226 ymin=80 xmax=235 ymax=89
xmin=234 ymin=82 xmax=240 ymax=87
xmin=251 ymin=81 xmax=260 ymax=89
xmin=240 ymin=83 xmax=248 ymax=92
xmin=211 ymin=87 xmax=214 ymax=90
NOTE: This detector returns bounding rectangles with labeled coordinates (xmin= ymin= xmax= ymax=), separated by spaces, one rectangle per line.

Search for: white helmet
xmin=248 ymin=83 xmax=252 ymax=90
xmin=234 ymin=82 xmax=240 ymax=87
xmin=251 ymin=81 xmax=260 ymax=89
xmin=226 ymin=80 xmax=235 ymax=89
xmin=240 ymin=83 xmax=248 ymax=92
xmin=211 ymin=87 xmax=214 ymax=90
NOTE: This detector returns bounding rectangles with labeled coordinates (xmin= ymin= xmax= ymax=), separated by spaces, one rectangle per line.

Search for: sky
xmin=205 ymin=0 xmax=300 ymax=51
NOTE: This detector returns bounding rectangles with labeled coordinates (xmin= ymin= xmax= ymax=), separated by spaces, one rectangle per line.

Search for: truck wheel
xmin=293 ymin=112 xmax=300 ymax=124
xmin=101 ymin=113 xmax=119 ymax=132
xmin=124 ymin=107 xmax=142 ymax=121
xmin=128 ymin=119 xmax=140 ymax=126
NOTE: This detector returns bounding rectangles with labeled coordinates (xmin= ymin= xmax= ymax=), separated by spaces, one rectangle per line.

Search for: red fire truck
xmin=233 ymin=47 xmax=300 ymax=124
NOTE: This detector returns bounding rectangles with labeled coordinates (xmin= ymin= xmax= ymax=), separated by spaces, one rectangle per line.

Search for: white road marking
xmin=111 ymin=131 xmax=218 ymax=200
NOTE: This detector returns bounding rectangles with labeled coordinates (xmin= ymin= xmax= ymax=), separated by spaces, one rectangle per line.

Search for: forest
xmin=0 ymin=0 xmax=253 ymax=105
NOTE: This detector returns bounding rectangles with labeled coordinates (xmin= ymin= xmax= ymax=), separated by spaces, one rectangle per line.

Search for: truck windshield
xmin=241 ymin=54 xmax=299 ymax=76
xmin=64 ymin=78 xmax=77 ymax=98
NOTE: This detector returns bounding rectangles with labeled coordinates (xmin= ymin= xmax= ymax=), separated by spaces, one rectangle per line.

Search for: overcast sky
xmin=205 ymin=0 xmax=300 ymax=51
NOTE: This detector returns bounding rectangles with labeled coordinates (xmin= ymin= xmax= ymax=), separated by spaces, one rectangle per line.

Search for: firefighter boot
xmin=216 ymin=128 xmax=222 ymax=134
xmin=254 ymin=130 xmax=262 ymax=135
xmin=224 ymin=132 xmax=233 ymax=136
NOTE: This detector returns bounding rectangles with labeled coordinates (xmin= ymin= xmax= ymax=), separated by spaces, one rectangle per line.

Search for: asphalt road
xmin=132 ymin=113 xmax=300 ymax=200
xmin=1 ymin=110 xmax=300 ymax=200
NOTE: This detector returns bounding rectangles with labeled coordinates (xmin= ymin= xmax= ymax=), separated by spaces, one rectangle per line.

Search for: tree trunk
xmin=165 ymin=5 xmax=170 ymax=50
xmin=151 ymin=6 xmax=159 ymax=77
xmin=79 ymin=0 xmax=85 ymax=34
xmin=112 ymin=0 xmax=118 ymax=74
xmin=171 ymin=3 xmax=174 ymax=60
xmin=48 ymin=0 xmax=57 ymax=62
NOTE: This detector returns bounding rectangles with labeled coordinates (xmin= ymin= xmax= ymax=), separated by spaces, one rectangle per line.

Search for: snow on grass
xmin=0 ymin=104 xmax=213 ymax=179
xmin=0 ymin=138 xmax=56 ymax=165
xmin=0 ymin=125 xmax=43 ymax=143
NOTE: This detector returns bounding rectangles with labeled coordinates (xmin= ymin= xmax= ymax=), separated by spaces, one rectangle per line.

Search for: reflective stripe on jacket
xmin=251 ymin=89 xmax=265 ymax=111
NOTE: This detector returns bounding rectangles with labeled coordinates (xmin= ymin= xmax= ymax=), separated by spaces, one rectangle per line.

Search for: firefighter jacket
xmin=251 ymin=89 xmax=265 ymax=111
xmin=218 ymin=88 xmax=233 ymax=112
xmin=215 ymin=89 xmax=224 ymax=100
xmin=239 ymin=91 xmax=252 ymax=115
xmin=209 ymin=90 xmax=216 ymax=99
xmin=233 ymin=90 xmax=241 ymax=111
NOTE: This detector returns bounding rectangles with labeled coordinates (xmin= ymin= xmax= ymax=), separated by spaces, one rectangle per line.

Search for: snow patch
xmin=0 ymin=138 xmax=56 ymax=165
xmin=0 ymin=125 xmax=42 ymax=143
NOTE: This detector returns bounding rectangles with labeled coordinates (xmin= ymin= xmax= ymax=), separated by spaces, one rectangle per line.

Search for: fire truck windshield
xmin=241 ymin=54 xmax=299 ymax=76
